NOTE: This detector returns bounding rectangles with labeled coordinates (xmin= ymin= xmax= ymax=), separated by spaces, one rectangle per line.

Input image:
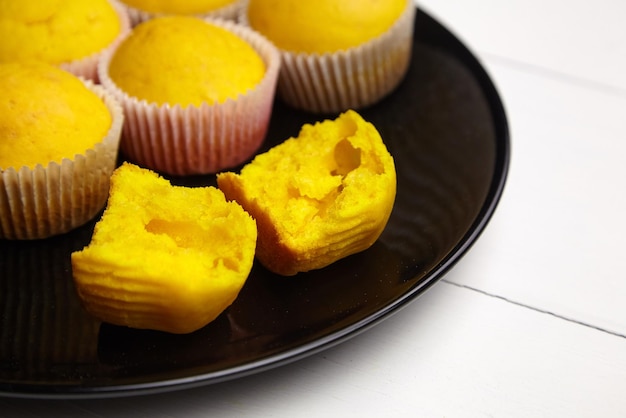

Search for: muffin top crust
xmin=107 ymin=16 xmax=266 ymax=106
xmin=0 ymin=62 xmax=112 ymax=170
xmin=121 ymin=0 xmax=236 ymax=14
xmin=246 ymin=0 xmax=408 ymax=53
xmin=0 ymin=0 xmax=121 ymax=64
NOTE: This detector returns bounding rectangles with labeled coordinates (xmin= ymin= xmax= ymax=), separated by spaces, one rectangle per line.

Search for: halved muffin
xmin=71 ymin=163 xmax=257 ymax=334
xmin=217 ymin=110 xmax=396 ymax=276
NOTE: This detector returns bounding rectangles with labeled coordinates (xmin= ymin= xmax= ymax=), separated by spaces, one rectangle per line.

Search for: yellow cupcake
xmin=0 ymin=62 xmax=123 ymax=240
xmin=108 ymin=16 xmax=265 ymax=106
xmin=71 ymin=162 xmax=257 ymax=334
xmin=242 ymin=0 xmax=415 ymax=113
xmin=121 ymin=0 xmax=243 ymax=25
xmin=99 ymin=16 xmax=281 ymax=175
xmin=217 ymin=110 xmax=396 ymax=276
xmin=0 ymin=0 xmax=130 ymax=81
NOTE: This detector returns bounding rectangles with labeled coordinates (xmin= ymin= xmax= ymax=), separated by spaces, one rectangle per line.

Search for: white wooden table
xmin=2 ymin=0 xmax=626 ymax=416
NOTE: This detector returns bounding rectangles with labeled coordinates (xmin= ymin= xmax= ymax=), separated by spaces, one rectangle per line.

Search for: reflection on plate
xmin=0 ymin=8 xmax=509 ymax=399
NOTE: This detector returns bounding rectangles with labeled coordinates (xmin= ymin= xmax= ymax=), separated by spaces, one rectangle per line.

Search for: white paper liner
xmin=98 ymin=18 xmax=281 ymax=176
xmin=0 ymin=82 xmax=124 ymax=240
xmin=239 ymin=0 xmax=416 ymax=114
xmin=60 ymin=0 xmax=131 ymax=83
xmin=123 ymin=0 xmax=244 ymax=26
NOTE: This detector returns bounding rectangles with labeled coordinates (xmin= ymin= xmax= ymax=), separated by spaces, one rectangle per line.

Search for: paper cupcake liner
xmin=98 ymin=18 xmax=281 ymax=176
xmin=60 ymin=0 xmax=131 ymax=83
xmin=240 ymin=0 xmax=416 ymax=114
xmin=123 ymin=0 xmax=244 ymax=26
xmin=0 ymin=82 xmax=124 ymax=240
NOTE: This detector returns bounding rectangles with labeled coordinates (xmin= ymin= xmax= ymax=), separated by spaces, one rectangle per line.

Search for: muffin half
xmin=217 ymin=110 xmax=396 ymax=276
xmin=72 ymin=163 xmax=257 ymax=334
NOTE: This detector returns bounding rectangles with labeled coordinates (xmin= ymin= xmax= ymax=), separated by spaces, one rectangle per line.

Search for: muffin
xmin=98 ymin=16 xmax=281 ymax=176
xmin=0 ymin=0 xmax=130 ymax=82
xmin=120 ymin=0 xmax=244 ymax=25
xmin=0 ymin=62 xmax=123 ymax=240
xmin=217 ymin=110 xmax=396 ymax=276
xmin=71 ymin=162 xmax=258 ymax=334
xmin=242 ymin=0 xmax=416 ymax=114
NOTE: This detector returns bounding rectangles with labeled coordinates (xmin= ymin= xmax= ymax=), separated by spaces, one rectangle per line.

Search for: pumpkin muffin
xmin=0 ymin=62 xmax=123 ymax=240
xmin=120 ymin=0 xmax=244 ymax=25
xmin=71 ymin=162 xmax=257 ymax=334
xmin=0 ymin=0 xmax=130 ymax=82
xmin=217 ymin=110 xmax=396 ymax=276
xmin=242 ymin=0 xmax=416 ymax=113
xmin=99 ymin=16 xmax=280 ymax=175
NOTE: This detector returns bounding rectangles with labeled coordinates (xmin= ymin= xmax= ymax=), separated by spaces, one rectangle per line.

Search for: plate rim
xmin=0 ymin=7 xmax=510 ymax=400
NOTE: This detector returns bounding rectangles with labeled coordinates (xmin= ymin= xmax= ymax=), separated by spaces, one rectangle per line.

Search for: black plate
xmin=0 ymin=9 xmax=509 ymax=399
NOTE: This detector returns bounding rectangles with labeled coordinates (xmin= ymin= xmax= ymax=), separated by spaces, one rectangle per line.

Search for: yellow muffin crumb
xmin=0 ymin=0 xmax=121 ymax=64
xmin=107 ymin=16 xmax=265 ymax=106
xmin=121 ymin=0 xmax=236 ymax=14
xmin=0 ymin=62 xmax=112 ymax=170
xmin=71 ymin=163 xmax=257 ymax=334
xmin=217 ymin=110 xmax=396 ymax=276
xmin=246 ymin=0 xmax=407 ymax=53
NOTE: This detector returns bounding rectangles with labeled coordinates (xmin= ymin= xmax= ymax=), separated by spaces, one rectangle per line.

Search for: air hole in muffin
xmin=331 ymin=138 xmax=361 ymax=177
xmin=145 ymin=218 xmax=203 ymax=249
